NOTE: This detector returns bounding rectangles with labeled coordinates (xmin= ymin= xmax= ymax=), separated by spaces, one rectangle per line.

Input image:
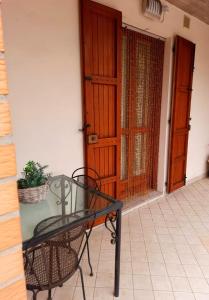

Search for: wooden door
xmin=80 ymin=0 xmax=122 ymax=200
xmin=167 ymin=36 xmax=195 ymax=193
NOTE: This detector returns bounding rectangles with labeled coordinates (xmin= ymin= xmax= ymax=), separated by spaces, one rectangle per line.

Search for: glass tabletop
xmin=20 ymin=175 xmax=122 ymax=249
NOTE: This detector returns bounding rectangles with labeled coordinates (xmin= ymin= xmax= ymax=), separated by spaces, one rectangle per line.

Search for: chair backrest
xmin=71 ymin=167 xmax=101 ymax=191
xmin=24 ymin=211 xmax=95 ymax=291
xmin=48 ymin=175 xmax=72 ymax=216
xmin=72 ymin=167 xmax=101 ymax=210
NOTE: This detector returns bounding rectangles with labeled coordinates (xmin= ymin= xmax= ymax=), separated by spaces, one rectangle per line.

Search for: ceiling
xmin=166 ymin=0 xmax=209 ymax=25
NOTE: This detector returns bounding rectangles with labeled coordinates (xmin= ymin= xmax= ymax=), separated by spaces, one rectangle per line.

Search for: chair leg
xmin=78 ymin=266 xmax=86 ymax=300
xmin=32 ymin=290 xmax=38 ymax=300
xmin=86 ymin=233 xmax=93 ymax=276
xmin=48 ymin=289 xmax=52 ymax=300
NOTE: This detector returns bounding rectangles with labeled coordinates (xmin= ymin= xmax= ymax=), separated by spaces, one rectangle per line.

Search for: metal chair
xmin=71 ymin=167 xmax=101 ymax=275
xmin=24 ymin=210 xmax=96 ymax=300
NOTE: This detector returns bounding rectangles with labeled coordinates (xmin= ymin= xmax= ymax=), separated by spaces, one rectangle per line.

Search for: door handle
xmin=85 ymin=75 xmax=92 ymax=81
xmin=188 ymin=117 xmax=192 ymax=131
xmin=79 ymin=123 xmax=91 ymax=132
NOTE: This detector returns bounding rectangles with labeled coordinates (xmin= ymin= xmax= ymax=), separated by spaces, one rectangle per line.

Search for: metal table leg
xmin=114 ymin=208 xmax=121 ymax=297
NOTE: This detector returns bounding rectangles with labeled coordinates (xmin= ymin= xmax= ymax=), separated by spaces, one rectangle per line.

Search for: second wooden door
xmin=167 ymin=36 xmax=195 ymax=193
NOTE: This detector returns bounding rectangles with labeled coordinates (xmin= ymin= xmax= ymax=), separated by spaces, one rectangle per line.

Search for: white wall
xmin=1 ymin=0 xmax=84 ymax=177
xmin=1 ymin=0 xmax=209 ymax=190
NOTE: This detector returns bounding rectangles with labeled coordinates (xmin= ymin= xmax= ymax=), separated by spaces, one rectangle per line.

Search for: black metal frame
xmin=22 ymin=175 xmax=123 ymax=297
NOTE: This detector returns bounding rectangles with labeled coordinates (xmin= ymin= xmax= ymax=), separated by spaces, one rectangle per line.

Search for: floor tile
xmin=97 ymin=260 xmax=115 ymax=274
xmin=155 ymin=227 xmax=169 ymax=235
xmin=154 ymin=291 xmax=175 ymax=300
xmin=171 ymin=235 xmax=187 ymax=244
xmin=163 ymin=252 xmax=181 ymax=264
xmin=178 ymin=253 xmax=197 ymax=265
xmin=145 ymin=242 xmax=161 ymax=253
xmin=195 ymin=255 xmax=209 ymax=266
xmin=149 ymin=262 xmax=167 ymax=276
xmin=170 ymin=277 xmax=191 ymax=292
xmin=35 ymin=290 xmax=55 ymax=299
xmin=134 ymin=289 xmax=154 ymax=300
xmin=147 ymin=252 xmax=164 ymax=263
xmin=131 ymin=250 xmax=147 ymax=262
xmin=201 ymin=266 xmax=209 ymax=278
xmin=132 ymin=262 xmax=150 ymax=275
xmin=175 ymin=244 xmax=192 ymax=255
xmin=158 ymin=234 xmax=173 ymax=244
xmin=166 ymin=264 xmax=185 ymax=277
xmin=64 ymin=272 xmax=79 ymax=287
xmin=99 ymin=250 xmax=115 ymax=261
xmin=94 ymin=287 xmax=113 ymax=300
xmin=133 ymin=275 xmax=152 ymax=290
xmin=73 ymin=287 xmax=94 ymax=300
xmin=190 ymin=245 xmax=208 ymax=255
xmin=95 ymin=273 xmax=114 ymax=288
xmin=151 ymin=275 xmax=172 ymax=291
xmin=120 ymin=274 xmax=133 ymax=289
xmin=183 ymin=264 xmax=203 ymax=278
xmin=53 ymin=286 xmax=74 ymax=300
xmin=173 ymin=292 xmax=195 ymax=299
xmin=194 ymin=293 xmax=209 ymax=300
xmin=188 ymin=277 xmax=209 ymax=293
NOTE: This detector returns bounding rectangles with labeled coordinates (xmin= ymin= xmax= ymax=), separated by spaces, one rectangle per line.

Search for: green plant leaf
xmin=17 ymin=161 xmax=50 ymax=189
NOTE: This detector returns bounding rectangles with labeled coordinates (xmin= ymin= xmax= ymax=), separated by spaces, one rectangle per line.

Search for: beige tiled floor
xmin=27 ymin=178 xmax=209 ymax=299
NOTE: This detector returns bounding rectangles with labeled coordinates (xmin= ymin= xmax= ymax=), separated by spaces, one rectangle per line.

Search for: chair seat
xmin=33 ymin=215 xmax=79 ymax=237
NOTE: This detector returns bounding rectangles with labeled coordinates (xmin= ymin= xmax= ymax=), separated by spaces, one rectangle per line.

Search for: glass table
xmin=20 ymin=175 xmax=123 ymax=297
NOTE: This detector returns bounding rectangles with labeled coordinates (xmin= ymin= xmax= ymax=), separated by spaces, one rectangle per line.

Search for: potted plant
xmin=18 ymin=161 xmax=50 ymax=203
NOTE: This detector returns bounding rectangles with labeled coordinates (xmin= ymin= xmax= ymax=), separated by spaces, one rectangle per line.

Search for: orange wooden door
xmin=80 ymin=0 xmax=122 ymax=200
xmin=167 ymin=36 xmax=195 ymax=193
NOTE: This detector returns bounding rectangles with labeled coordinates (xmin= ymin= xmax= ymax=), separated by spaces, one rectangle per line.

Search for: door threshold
xmin=93 ymin=190 xmax=164 ymax=231
xmin=122 ymin=190 xmax=164 ymax=215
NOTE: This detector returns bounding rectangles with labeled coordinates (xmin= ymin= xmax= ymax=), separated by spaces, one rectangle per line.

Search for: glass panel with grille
xmin=120 ymin=27 xmax=164 ymax=199
xmin=121 ymin=134 xmax=128 ymax=180
xmin=121 ymin=34 xmax=129 ymax=129
xmin=133 ymin=133 xmax=147 ymax=176
xmin=135 ymin=41 xmax=151 ymax=128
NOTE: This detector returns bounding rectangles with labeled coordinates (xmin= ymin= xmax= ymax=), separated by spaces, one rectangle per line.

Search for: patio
xmin=26 ymin=178 xmax=209 ymax=300
xmin=1 ymin=0 xmax=209 ymax=299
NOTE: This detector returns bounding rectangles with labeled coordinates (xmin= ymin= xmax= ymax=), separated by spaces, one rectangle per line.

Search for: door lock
xmin=88 ymin=134 xmax=98 ymax=144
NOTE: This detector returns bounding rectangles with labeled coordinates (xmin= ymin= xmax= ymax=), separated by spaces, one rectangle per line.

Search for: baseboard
xmin=186 ymin=173 xmax=207 ymax=186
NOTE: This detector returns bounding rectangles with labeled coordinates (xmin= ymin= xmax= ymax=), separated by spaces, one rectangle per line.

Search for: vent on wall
xmin=184 ymin=15 xmax=190 ymax=29
xmin=143 ymin=0 xmax=163 ymax=19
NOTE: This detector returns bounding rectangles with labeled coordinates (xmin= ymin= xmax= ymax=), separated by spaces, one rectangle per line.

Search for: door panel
xmin=91 ymin=84 xmax=116 ymax=138
xmin=81 ymin=0 xmax=122 ymax=203
xmin=174 ymin=92 xmax=191 ymax=128
xmin=167 ymin=36 xmax=195 ymax=193
xmin=173 ymin=134 xmax=187 ymax=158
